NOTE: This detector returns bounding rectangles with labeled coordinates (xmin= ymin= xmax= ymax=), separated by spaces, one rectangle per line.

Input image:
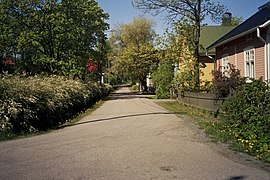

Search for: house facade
xmin=199 ymin=26 xmax=235 ymax=82
xmin=207 ymin=2 xmax=270 ymax=82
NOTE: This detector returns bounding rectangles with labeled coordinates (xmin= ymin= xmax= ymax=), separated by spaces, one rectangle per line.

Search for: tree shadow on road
xmin=227 ymin=176 xmax=246 ymax=180
xmin=60 ymin=112 xmax=179 ymax=128
xmin=107 ymin=91 xmax=155 ymax=101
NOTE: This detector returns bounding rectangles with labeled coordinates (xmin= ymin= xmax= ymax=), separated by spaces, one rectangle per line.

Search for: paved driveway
xmin=0 ymin=87 xmax=269 ymax=180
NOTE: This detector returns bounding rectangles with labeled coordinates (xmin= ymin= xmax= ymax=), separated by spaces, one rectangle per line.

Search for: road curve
xmin=0 ymin=87 xmax=269 ymax=180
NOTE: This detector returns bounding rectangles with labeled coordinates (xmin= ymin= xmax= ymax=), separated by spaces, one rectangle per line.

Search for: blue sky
xmin=96 ymin=0 xmax=269 ymax=35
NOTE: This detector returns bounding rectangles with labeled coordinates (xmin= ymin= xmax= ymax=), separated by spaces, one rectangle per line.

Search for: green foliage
xmin=0 ymin=76 xmax=112 ymax=133
xmin=133 ymin=0 xmax=227 ymax=90
xmin=157 ymin=98 xmax=270 ymax=163
xmin=108 ymin=17 xmax=159 ymax=90
xmin=130 ymin=84 xmax=139 ymax=92
xmin=160 ymin=19 xmax=216 ymax=93
xmin=0 ymin=0 xmax=109 ymax=77
xmin=152 ymin=61 xmax=174 ymax=99
xmin=221 ymin=79 xmax=270 ymax=162
xmin=221 ymin=15 xmax=243 ymax=26
xmin=172 ymin=71 xmax=197 ymax=92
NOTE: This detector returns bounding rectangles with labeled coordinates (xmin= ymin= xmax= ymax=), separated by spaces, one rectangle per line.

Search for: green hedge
xmin=0 ymin=76 xmax=112 ymax=133
xmin=222 ymin=79 xmax=270 ymax=162
xmin=152 ymin=61 xmax=174 ymax=99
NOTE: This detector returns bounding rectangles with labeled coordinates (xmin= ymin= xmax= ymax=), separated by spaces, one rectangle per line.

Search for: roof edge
xmin=260 ymin=19 xmax=270 ymax=28
xmin=207 ymin=27 xmax=257 ymax=50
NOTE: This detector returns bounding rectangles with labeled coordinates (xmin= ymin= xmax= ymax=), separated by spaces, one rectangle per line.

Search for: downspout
xmin=206 ymin=51 xmax=216 ymax=79
xmin=234 ymin=46 xmax=237 ymax=69
xmin=257 ymin=27 xmax=268 ymax=81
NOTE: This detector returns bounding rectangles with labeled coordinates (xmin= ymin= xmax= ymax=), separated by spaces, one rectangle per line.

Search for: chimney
xmin=222 ymin=12 xmax=232 ymax=26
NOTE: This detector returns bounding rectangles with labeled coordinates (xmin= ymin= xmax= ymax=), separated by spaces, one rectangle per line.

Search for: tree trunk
xmin=140 ymin=76 xmax=147 ymax=93
xmin=194 ymin=0 xmax=201 ymax=91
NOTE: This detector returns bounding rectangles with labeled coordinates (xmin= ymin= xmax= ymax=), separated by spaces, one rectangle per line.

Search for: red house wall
xmin=215 ymin=28 xmax=267 ymax=79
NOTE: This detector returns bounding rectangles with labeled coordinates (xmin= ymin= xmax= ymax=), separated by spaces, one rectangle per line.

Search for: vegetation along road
xmin=0 ymin=87 xmax=269 ymax=180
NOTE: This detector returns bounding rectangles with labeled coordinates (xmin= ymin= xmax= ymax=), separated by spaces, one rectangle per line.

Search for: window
xmin=221 ymin=55 xmax=229 ymax=76
xmin=244 ymin=48 xmax=255 ymax=78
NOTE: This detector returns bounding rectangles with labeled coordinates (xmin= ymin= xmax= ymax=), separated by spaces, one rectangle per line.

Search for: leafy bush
xmin=213 ymin=64 xmax=245 ymax=98
xmin=131 ymin=84 xmax=139 ymax=92
xmin=222 ymin=79 xmax=270 ymax=162
xmin=0 ymin=76 xmax=112 ymax=133
xmin=172 ymin=70 xmax=196 ymax=92
xmin=152 ymin=61 xmax=174 ymax=99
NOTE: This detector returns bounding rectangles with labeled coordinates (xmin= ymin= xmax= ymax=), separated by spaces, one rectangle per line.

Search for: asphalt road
xmin=0 ymin=87 xmax=269 ymax=180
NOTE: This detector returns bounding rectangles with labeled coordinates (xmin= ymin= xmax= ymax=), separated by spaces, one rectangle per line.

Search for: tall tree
xmin=0 ymin=0 xmax=109 ymax=77
xmin=109 ymin=17 xmax=158 ymax=91
xmin=157 ymin=20 xmax=198 ymax=92
xmin=132 ymin=0 xmax=226 ymax=90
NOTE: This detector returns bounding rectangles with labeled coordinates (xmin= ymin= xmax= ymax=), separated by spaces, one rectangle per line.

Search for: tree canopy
xmin=132 ymin=0 xmax=227 ymax=90
xmin=0 ymin=0 xmax=109 ymax=78
xmin=108 ymin=17 xmax=159 ymax=90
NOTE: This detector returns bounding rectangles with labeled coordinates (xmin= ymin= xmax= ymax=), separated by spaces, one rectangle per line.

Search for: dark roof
xmin=200 ymin=26 xmax=235 ymax=55
xmin=207 ymin=2 xmax=270 ymax=50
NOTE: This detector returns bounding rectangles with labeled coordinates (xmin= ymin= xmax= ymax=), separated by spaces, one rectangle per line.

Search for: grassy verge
xmin=0 ymin=76 xmax=113 ymax=134
xmin=0 ymin=100 xmax=104 ymax=141
xmin=156 ymin=101 xmax=215 ymax=120
xmin=59 ymin=100 xmax=104 ymax=128
xmin=156 ymin=101 xmax=270 ymax=163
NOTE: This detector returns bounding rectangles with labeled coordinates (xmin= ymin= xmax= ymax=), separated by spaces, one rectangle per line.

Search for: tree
xmin=152 ymin=61 xmax=174 ymax=98
xmin=108 ymin=17 xmax=159 ymax=91
xmin=159 ymin=20 xmax=198 ymax=92
xmin=230 ymin=16 xmax=243 ymax=26
xmin=132 ymin=0 xmax=226 ymax=90
xmin=0 ymin=0 xmax=109 ymax=78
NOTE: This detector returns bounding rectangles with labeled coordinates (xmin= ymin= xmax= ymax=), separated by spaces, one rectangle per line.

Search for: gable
xmin=207 ymin=4 xmax=270 ymax=50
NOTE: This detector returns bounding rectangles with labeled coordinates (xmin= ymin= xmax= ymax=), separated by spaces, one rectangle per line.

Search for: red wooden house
xmin=207 ymin=2 xmax=270 ymax=82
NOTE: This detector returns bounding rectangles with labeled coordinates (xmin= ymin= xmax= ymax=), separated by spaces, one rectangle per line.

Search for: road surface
xmin=0 ymin=87 xmax=269 ymax=179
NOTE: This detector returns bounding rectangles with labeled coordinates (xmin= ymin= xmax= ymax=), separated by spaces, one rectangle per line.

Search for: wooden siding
xmin=200 ymin=56 xmax=214 ymax=82
xmin=255 ymin=45 xmax=265 ymax=78
xmin=215 ymin=28 xmax=266 ymax=79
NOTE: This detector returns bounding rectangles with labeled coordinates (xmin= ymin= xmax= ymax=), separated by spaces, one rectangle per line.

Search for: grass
xmin=156 ymin=101 xmax=270 ymax=163
xmin=156 ymin=101 xmax=215 ymax=120
xmin=156 ymin=101 xmax=239 ymax=143
xmin=156 ymin=101 xmax=241 ymax=148
xmin=59 ymin=100 xmax=104 ymax=127
xmin=0 ymin=100 xmax=105 ymax=141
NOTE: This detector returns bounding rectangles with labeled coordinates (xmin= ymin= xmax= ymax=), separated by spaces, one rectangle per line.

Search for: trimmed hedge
xmin=0 ymin=76 xmax=112 ymax=133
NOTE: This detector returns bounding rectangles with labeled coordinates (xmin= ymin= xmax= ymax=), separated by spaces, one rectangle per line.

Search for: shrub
xmin=172 ymin=71 xmax=196 ymax=92
xmin=152 ymin=61 xmax=174 ymax=99
xmin=0 ymin=76 xmax=112 ymax=133
xmin=213 ymin=64 xmax=245 ymax=98
xmin=222 ymin=79 xmax=270 ymax=162
xmin=131 ymin=84 xmax=139 ymax=92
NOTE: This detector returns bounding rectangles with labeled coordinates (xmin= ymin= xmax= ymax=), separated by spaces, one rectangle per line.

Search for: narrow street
xmin=0 ymin=87 xmax=269 ymax=180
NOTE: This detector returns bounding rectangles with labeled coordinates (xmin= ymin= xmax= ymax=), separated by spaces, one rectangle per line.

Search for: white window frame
xmin=221 ymin=54 xmax=229 ymax=76
xmin=244 ymin=47 xmax=255 ymax=79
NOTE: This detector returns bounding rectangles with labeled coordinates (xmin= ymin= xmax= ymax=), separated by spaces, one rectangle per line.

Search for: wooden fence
xmin=176 ymin=91 xmax=225 ymax=112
